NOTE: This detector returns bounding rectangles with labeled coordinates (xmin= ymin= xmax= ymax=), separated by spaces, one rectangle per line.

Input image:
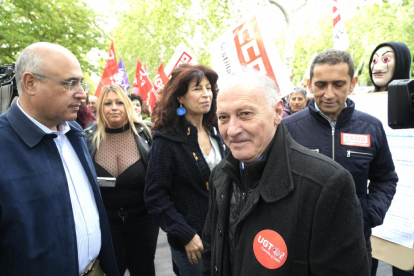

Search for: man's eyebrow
xmin=66 ymin=77 xmax=83 ymax=82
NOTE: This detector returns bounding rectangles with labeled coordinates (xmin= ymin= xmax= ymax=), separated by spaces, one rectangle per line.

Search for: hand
xmin=185 ymin=234 xmax=203 ymax=265
xmin=97 ymin=179 xmax=102 ymax=186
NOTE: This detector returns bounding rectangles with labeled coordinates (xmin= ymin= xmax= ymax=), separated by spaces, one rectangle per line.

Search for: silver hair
xmin=288 ymin=87 xmax=307 ymax=99
xmin=219 ymin=67 xmax=280 ymax=107
xmin=15 ymin=48 xmax=45 ymax=94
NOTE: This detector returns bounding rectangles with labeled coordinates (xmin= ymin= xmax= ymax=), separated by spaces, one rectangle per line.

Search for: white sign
xmin=164 ymin=43 xmax=196 ymax=78
xmin=210 ymin=13 xmax=293 ymax=96
xmin=350 ymin=92 xmax=414 ymax=249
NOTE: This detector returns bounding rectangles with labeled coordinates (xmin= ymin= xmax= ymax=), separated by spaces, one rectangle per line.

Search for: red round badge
xmin=253 ymin=229 xmax=288 ymax=269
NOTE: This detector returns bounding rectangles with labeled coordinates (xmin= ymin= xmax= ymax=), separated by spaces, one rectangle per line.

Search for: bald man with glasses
xmin=0 ymin=42 xmax=118 ymax=276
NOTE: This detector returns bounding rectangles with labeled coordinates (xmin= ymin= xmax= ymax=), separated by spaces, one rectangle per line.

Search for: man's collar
xmin=314 ymin=100 xmax=348 ymax=127
xmin=7 ymin=100 xmax=72 ymax=148
xmin=16 ymin=98 xmax=69 ymax=135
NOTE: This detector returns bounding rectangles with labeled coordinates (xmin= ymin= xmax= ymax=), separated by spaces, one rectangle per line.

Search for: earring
xmin=176 ymin=103 xmax=187 ymax=116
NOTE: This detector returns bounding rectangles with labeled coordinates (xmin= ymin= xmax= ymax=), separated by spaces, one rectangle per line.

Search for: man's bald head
xmin=15 ymin=42 xmax=79 ymax=94
xmin=14 ymin=42 xmax=86 ymax=130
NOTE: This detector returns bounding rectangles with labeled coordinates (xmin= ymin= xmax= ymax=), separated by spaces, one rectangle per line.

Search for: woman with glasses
xmin=144 ymin=64 xmax=227 ymax=276
xmin=86 ymin=84 xmax=158 ymax=276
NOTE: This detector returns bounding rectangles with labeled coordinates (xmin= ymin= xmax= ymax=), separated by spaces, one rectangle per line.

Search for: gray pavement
xmin=124 ymin=229 xmax=393 ymax=276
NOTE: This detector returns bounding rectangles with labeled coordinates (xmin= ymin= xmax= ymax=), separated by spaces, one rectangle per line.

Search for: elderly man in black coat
xmin=201 ymin=69 xmax=369 ymax=276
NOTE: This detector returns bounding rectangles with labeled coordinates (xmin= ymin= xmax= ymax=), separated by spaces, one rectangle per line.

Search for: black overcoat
xmin=202 ymin=123 xmax=369 ymax=276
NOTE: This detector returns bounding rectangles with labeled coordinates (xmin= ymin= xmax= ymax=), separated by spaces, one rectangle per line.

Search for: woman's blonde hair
xmin=93 ymin=84 xmax=150 ymax=149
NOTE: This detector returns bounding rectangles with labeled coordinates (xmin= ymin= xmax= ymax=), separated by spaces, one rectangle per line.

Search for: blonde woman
xmin=86 ymin=84 xmax=157 ymax=276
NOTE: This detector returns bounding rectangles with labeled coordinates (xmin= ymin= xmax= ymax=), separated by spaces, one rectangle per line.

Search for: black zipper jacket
xmin=283 ymin=98 xmax=398 ymax=240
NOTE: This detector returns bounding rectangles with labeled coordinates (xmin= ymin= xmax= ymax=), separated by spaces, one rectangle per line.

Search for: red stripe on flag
xmin=333 ymin=14 xmax=341 ymax=27
xmin=168 ymin=52 xmax=193 ymax=78
xmin=232 ymin=17 xmax=280 ymax=93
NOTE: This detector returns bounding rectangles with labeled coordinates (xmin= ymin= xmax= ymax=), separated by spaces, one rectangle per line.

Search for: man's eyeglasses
xmin=31 ymin=72 xmax=90 ymax=93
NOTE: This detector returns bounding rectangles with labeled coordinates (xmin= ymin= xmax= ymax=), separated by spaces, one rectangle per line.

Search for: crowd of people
xmin=0 ymin=40 xmax=412 ymax=276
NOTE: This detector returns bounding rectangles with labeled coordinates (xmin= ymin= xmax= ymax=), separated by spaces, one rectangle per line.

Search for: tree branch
xmin=292 ymin=0 xmax=308 ymax=13
xmin=268 ymin=0 xmax=290 ymax=25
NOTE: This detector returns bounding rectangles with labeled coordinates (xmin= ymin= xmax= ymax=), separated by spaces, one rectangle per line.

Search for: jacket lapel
xmin=258 ymin=123 xmax=295 ymax=203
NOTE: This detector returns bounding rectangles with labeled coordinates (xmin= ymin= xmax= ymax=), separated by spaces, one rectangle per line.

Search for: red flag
xmin=148 ymin=89 xmax=157 ymax=112
xmin=132 ymin=59 xmax=142 ymax=96
xmin=95 ymin=41 xmax=118 ymax=97
xmin=153 ymin=63 xmax=168 ymax=91
xmin=139 ymin=62 xmax=153 ymax=102
xmin=149 ymin=63 xmax=168 ymax=110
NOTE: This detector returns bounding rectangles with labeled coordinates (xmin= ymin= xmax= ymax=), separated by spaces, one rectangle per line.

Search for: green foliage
xmin=291 ymin=13 xmax=332 ymax=85
xmin=292 ymin=1 xmax=414 ymax=86
xmin=0 ymin=0 xmax=105 ymax=75
xmin=110 ymin=0 xmax=232 ymax=89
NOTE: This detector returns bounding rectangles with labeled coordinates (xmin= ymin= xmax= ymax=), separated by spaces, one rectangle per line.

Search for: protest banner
xmin=210 ymin=14 xmax=293 ymax=96
xmin=164 ymin=43 xmax=196 ymax=78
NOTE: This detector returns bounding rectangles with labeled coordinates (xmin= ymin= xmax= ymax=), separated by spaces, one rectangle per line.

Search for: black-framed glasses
xmin=31 ymin=72 xmax=90 ymax=93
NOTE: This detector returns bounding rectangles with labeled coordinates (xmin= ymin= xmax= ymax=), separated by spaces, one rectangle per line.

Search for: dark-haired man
xmin=283 ymin=49 xmax=398 ymax=271
xmin=283 ymin=87 xmax=308 ymax=117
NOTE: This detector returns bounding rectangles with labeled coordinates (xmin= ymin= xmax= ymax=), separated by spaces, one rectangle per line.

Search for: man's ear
xmin=307 ymin=79 xmax=313 ymax=94
xmin=274 ymin=100 xmax=283 ymax=125
xmin=348 ymin=76 xmax=358 ymax=95
xmin=22 ymin=72 xmax=37 ymax=96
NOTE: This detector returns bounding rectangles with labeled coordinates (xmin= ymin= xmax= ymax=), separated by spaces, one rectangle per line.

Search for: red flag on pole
xmin=132 ymin=59 xmax=142 ymax=96
xmin=139 ymin=62 xmax=153 ymax=102
xmin=95 ymin=41 xmax=118 ymax=97
xmin=153 ymin=63 xmax=168 ymax=91
xmin=149 ymin=63 xmax=168 ymax=111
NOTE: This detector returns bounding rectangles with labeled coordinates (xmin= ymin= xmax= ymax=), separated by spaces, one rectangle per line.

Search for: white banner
xmin=333 ymin=0 xmax=350 ymax=51
xmin=350 ymin=92 xmax=414 ymax=249
xmin=210 ymin=14 xmax=293 ymax=96
xmin=164 ymin=43 xmax=196 ymax=78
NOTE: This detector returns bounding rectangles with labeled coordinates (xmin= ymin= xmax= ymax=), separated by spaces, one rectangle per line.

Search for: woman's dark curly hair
xmin=152 ymin=63 xmax=218 ymax=133
xmin=128 ymin=93 xmax=143 ymax=107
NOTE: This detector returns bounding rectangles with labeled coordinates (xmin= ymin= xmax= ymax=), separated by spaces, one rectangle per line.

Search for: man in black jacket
xmin=283 ymin=49 xmax=398 ymax=272
xmin=202 ymin=69 xmax=369 ymax=276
